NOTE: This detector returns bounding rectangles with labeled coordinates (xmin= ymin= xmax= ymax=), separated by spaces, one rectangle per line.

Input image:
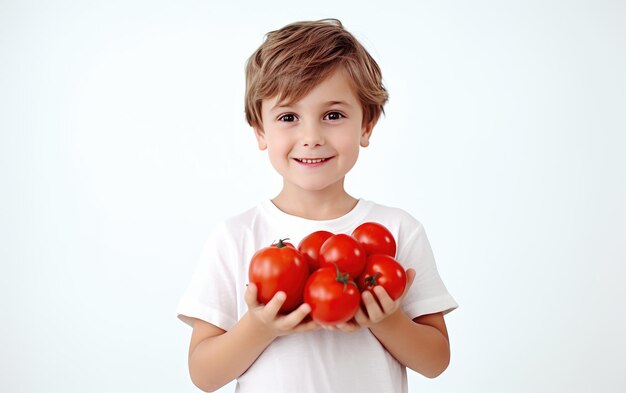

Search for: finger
xmin=262 ymin=291 xmax=286 ymax=318
xmin=397 ymin=268 xmax=417 ymax=302
xmin=362 ymin=290 xmax=384 ymax=322
xmin=336 ymin=321 xmax=359 ymax=333
xmin=245 ymin=283 xmax=259 ymax=308
xmin=373 ymin=286 xmax=396 ymax=314
xmin=405 ymin=268 xmax=416 ymax=292
xmin=292 ymin=319 xmax=321 ymax=334
xmin=277 ymin=303 xmax=312 ymax=330
xmin=354 ymin=307 xmax=370 ymax=326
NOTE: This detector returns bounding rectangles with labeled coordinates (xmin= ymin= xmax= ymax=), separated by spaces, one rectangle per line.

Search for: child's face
xmin=254 ymin=67 xmax=374 ymax=194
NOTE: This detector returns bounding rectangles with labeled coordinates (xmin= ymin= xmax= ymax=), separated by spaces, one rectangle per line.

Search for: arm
xmin=188 ymin=314 xmax=273 ymax=392
xmin=368 ymin=310 xmax=450 ymax=378
xmin=337 ymin=268 xmax=451 ymax=378
xmin=187 ymin=286 xmax=318 ymax=392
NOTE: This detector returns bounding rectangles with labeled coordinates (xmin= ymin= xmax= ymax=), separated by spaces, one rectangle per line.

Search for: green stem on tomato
xmin=331 ymin=262 xmax=355 ymax=292
xmin=275 ymin=238 xmax=291 ymax=248
xmin=364 ymin=272 xmax=381 ymax=288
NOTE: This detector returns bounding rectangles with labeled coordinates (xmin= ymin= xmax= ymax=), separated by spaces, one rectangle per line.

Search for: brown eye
xmin=278 ymin=114 xmax=296 ymax=122
xmin=325 ymin=112 xmax=345 ymax=121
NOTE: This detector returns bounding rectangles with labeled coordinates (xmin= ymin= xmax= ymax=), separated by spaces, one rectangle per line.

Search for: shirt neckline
xmin=259 ymin=198 xmax=372 ymax=233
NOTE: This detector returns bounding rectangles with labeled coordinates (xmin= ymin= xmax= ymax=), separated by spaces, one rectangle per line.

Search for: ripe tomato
xmin=318 ymin=234 xmax=367 ymax=278
xmin=351 ymin=222 xmax=397 ymax=258
xmin=298 ymin=230 xmax=334 ymax=272
xmin=304 ymin=266 xmax=361 ymax=324
xmin=357 ymin=254 xmax=407 ymax=300
xmin=248 ymin=239 xmax=309 ymax=313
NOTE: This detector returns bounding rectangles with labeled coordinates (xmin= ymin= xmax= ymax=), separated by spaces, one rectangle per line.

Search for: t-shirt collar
xmin=259 ymin=198 xmax=372 ymax=234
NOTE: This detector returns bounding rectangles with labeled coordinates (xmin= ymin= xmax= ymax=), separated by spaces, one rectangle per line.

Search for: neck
xmin=271 ymin=182 xmax=358 ymax=220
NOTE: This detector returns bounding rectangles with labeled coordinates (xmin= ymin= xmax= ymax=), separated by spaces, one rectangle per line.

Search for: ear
xmin=253 ymin=125 xmax=267 ymax=150
xmin=360 ymin=115 xmax=380 ymax=148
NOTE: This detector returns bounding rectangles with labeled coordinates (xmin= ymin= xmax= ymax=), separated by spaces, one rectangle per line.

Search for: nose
xmin=302 ymin=122 xmax=325 ymax=147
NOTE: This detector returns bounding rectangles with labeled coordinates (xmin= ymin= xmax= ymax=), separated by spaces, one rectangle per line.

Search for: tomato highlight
xmin=357 ymin=254 xmax=406 ymax=301
xmin=248 ymin=238 xmax=309 ymax=313
xmin=304 ymin=265 xmax=361 ymax=325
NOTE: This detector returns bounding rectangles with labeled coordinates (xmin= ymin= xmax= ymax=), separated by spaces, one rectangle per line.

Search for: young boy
xmin=177 ymin=18 xmax=458 ymax=393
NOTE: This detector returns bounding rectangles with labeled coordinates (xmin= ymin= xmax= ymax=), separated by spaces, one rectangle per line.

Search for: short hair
xmin=244 ymin=18 xmax=389 ymax=130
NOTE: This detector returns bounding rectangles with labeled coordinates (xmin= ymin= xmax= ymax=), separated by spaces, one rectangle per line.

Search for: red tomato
xmin=298 ymin=230 xmax=334 ymax=272
xmin=351 ymin=222 xmax=397 ymax=258
xmin=248 ymin=239 xmax=309 ymax=313
xmin=318 ymin=234 xmax=367 ymax=278
xmin=304 ymin=266 xmax=361 ymax=324
xmin=357 ymin=254 xmax=407 ymax=300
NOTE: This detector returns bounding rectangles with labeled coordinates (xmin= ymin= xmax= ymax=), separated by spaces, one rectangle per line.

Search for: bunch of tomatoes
xmin=248 ymin=222 xmax=407 ymax=325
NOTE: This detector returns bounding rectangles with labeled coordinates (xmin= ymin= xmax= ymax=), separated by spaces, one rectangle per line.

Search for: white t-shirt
xmin=177 ymin=198 xmax=458 ymax=393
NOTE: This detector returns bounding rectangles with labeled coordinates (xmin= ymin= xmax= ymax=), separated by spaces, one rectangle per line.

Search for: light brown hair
xmin=244 ymin=18 xmax=389 ymax=130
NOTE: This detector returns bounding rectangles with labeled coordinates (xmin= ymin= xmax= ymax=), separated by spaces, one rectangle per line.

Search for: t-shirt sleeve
xmin=176 ymin=222 xmax=239 ymax=330
xmin=397 ymin=221 xmax=458 ymax=319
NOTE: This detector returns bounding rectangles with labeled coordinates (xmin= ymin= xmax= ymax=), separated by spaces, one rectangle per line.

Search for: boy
xmin=177 ymin=18 xmax=458 ymax=393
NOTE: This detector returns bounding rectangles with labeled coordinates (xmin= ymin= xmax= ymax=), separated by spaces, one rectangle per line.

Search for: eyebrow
xmin=270 ymin=100 xmax=352 ymax=112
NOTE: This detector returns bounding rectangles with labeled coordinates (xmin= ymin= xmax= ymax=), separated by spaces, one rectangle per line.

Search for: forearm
xmin=369 ymin=311 xmax=450 ymax=378
xmin=189 ymin=313 xmax=275 ymax=392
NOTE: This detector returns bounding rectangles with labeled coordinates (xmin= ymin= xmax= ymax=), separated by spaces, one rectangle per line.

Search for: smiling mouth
xmin=294 ymin=157 xmax=332 ymax=164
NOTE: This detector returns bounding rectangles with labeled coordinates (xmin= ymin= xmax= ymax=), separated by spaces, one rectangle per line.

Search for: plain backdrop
xmin=1 ymin=0 xmax=625 ymax=391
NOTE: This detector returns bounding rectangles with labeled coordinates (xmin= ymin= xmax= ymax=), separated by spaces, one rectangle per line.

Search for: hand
xmin=244 ymin=283 xmax=320 ymax=338
xmin=332 ymin=268 xmax=417 ymax=333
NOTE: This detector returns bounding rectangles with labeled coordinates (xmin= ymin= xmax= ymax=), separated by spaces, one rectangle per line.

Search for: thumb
xmin=245 ymin=282 xmax=260 ymax=308
xmin=406 ymin=268 xmax=416 ymax=288
xmin=401 ymin=268 xmax=417 ymax=298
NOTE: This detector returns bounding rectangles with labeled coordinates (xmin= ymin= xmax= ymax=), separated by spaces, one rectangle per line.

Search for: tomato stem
xmin=332 ymin=262 xmax=354 ymax=292
xmin=275 ymin=238 xmax=291 ymax=248
xmin=365 ymin=272 xmax=381 ymax=288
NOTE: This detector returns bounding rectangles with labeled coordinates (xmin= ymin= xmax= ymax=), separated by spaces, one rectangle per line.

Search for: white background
xmin=2 ymin=0 xmax=625 ymax=391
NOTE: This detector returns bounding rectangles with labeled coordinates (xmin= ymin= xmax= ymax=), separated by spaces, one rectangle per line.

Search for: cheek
xmin=265 ymin=134 xmax=294 ymax=164
xmin=333 ymin=132 xmax=361 ymax=155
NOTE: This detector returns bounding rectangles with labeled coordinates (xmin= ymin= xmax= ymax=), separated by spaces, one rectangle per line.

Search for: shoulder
xmin=205 ymin=203 xmax=271 ymax=250
xmin=220 ymin=204 xmax=264 ymax=232
xmin=362 ymin=199 xmax=424 ymax=235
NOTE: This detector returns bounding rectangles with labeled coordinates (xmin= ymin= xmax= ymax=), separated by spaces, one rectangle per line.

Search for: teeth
xmin=300 ymin=158 xmax=326 ymax=164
